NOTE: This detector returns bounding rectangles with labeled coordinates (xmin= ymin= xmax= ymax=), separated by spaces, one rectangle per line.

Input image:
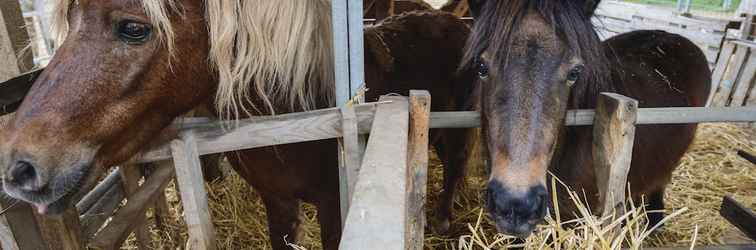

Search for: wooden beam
xmin=592 ymin=93 xmax=638 ymax=218
xmin=0 ymin=201 xmax=45 ymax=250
xmin=709 ymin=42 xmax=736 ymax=106
xmin=338 ymin=105 xmax=363 ymax=225
xmin=78 ymin=169 xmax=125 ymax=241
xmin=720 ymin=196 xmax=756 ymax=241
xmin=119 ymin=166 xmax=151 ymax=249
xmin=34 ymin=207 xmax=83 ymax=250
xmin=340 ymin=96 xmax=409 ymax=250
xmin=131 ymin=102 xmax=382 ymax=164
xmin=406 ymin=90 xmax=430 ymax=250
xmin=171 ymin=131 xmax=216 ymax=250
xmin=88 ymin=164 xmax=175 ymax=249
xmin=429 ymin=106 xmax=756 ymax=129
xmin=729 ymin=50 xmax=756 ymax=107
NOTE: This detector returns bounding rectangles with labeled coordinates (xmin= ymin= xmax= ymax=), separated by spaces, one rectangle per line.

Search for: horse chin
xmin=491 ymin=214 xmax=538 ymax=239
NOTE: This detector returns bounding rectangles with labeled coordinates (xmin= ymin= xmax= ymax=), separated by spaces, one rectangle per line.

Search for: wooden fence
xmin=709 ymin=39 xmax=756 ymax=108
xmin=594 ymin=1 xmax=733 ymax=65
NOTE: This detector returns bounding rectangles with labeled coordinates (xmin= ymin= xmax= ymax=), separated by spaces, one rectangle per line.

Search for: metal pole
xmin=331 ymin=0 xmax=365 ymax=225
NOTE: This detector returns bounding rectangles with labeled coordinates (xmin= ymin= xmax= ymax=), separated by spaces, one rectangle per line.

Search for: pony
xmin=0 ymin=0 xmax=472 ymax=248
xmin=451 ymin=0 xmax=711 ymax=237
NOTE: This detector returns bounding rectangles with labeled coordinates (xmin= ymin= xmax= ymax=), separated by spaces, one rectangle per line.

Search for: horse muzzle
xmin=486 ymin=181 xmax=548 ymax=238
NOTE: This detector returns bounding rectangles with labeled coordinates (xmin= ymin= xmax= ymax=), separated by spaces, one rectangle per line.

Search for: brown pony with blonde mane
xmin=0 ymin=0 xmax=472 ymax=248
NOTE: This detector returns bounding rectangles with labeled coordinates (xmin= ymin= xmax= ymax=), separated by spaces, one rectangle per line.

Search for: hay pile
xmin=123 ymin=123 xmax=755 ymax=249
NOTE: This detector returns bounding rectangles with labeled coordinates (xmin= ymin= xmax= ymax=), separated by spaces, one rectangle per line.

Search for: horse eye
xmin=117 ymin=21 xmax=151 ymax=44
xmin=566 ymin=65 xmax=584 ymax=86
xmin=477 ymin=61 xmax=489 ymax=79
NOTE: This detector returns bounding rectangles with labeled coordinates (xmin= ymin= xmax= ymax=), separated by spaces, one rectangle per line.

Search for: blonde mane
xmin=52 ymin=0 xmax=335 ymax=118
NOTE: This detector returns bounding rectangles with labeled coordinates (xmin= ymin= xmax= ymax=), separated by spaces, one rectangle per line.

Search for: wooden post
xmin=340 ymin=96 xmax=409 ymax=250
xmin=171 ymin=131 xmax=216 ymax=250
xmin=406 ymin=91 xmax=430 ymax=250
xmin=338 ymin=105 xmax=363 ymax=225
xmin=592 ymin=93 xmax=638 ymax=218
xmin=741 ymin=14 xmax=754 ymax=40
xmin=89 ymin=164 xmax=175 ymax=249
xmin=119 ymin=166 xmax=151 ymax=249
xmin=34 ymin=208 xmax=83 ymax=250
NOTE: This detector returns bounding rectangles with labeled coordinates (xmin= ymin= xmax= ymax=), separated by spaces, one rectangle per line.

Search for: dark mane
xmin=462 ymin=0 xmax=612 ymax=108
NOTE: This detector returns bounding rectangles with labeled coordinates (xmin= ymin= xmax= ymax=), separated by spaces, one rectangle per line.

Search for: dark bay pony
xmin=451 ymin=0 xmax=711 ymax=237
xmin=0 ymin=0 xmax=471 ymax=248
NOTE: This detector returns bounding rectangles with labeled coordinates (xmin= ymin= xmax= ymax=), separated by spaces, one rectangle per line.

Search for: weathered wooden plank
xmin=713 ymin=45 xmax=749 ymax=106
xmin=0 ymin=201 xmax=45 ymax=250
xmin=730 ymin=48 xmax=756 ymax=106
xmin=339 ymin=96 xmax=409 ymax=250
xmin=709 ymin=42 xmax=737 ymax=106
xmin=171 ymin=131 xmax=216 ymax=250
xmin=131 ymin=102 xmax=382 ymax=164
xmin=429 ymin=106 xmax=756 ymax=128
xmin=592 ymin=93 xmax=638 ymax=218
xmin=721 ymin=196 xmax=756 ymax=241
xmin=338 ymin=105 xmax=363 ymax=225
xmin=34 ymin=207 xmax=83 ymax=250
xmin=88 ymin=165 xmax=175 ymax=250
xmin=406 ymin=90 xmax=430 ymax=250
xmin=78 ymin=169 xmax=125 ymax=241
xmin=129 ymin=105 xmax=756 ymax=166
xmin=119 ymin=166 xmax=150 ymax=249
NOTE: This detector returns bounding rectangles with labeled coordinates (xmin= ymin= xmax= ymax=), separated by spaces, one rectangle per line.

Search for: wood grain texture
xmin=406 ymin=91 xmax=430 ymax=250
xmin=429 ymin=106 xmax=756 ymax=129
xmin=119 ymin=166 xmax=150 ymax=249
xmin=709 ymin=42 xmax=737 ymax=106
xmin=34 ymin=207 xmax=83 ymax=250
xmin=339 ymin=96 xmax=409 ymax=250
xmin=78 ymin=169 xmax=125 ymax=241
xmin=88 ymin=165 xmax=175 ymax=250
xmin=713 ymin=45 xmax=749 ymax=106
xmin=338 ymin=105 xmax=363 ymax=225
xmin=171 ymin=132 xmax=216 ymax=250
xmin=131 ymin=102 xmax=382 ymax=164
xmin=592 ymin=93 xmax=638 ymax=218
xmin=730 ymin=48 xmax=756 ymax=107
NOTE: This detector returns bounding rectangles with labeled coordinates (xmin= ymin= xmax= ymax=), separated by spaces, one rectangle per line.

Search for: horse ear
xmin=583 ymin=0 xmax=601 ymax=17
xmin=364 ymin=30 xmax=394 ymax=73
xmin=468 ymin=0 xmax=486 ymax=19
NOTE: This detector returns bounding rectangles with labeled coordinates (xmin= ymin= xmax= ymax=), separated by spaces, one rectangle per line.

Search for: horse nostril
xmin=8 ymin=161 xmax=37 ymax=185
